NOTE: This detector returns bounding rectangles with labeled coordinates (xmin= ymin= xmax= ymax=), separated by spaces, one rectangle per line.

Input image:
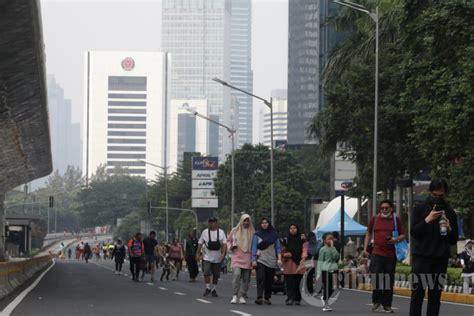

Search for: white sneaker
xmin=238 ymin=296 xmax=246 ymax=304
xmin=322 ymin=305 xmax=333 ymax=312
xmin=115 ymin=271 xmax=119 ymax=275
xmin=230 ymin=296 xmax=238 ymax=304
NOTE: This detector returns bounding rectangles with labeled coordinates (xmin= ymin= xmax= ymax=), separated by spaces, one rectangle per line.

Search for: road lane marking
xmin=158 ymin=287 xmax=168 ymax=290
xmin=230 ymin=311 xmax=252 ymax=316
xmin=196 ymin=299 xmax=212 ymax=304
xmin=1 ymin=259 xmax=56 ymax=315
xmin=174 ymin=292 xmax=186 ymax=296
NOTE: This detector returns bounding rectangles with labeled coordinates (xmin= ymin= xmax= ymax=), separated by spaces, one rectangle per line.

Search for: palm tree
xmin=322 ymin=0 xmax=403 ymax=84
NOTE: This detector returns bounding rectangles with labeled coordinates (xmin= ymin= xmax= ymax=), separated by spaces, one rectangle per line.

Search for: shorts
xmin=202 ymin=260 xmax=221 ymax=279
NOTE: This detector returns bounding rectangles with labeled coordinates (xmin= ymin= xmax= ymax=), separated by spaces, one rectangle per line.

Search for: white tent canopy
xmin=314 ymin=195 xmax=366 ymax=231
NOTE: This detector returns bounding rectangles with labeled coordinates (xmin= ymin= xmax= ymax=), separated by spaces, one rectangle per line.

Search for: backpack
xmin=130 ymin=240 xmax=143 ymax=257
xmin=206 ymin=229 xmax=221 ymax=251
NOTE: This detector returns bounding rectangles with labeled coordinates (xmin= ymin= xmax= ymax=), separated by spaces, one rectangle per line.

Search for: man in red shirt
xmin=364 ymin=200 xmax=405 ymax=313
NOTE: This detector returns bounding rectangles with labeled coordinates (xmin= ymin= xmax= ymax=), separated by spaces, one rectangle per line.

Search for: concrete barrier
xmin=0 ymin=255 xmax=52 ymax=301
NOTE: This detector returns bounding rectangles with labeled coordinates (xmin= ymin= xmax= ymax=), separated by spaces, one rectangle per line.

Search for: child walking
xmin=317 ymin=232 xmax=340 ymax=312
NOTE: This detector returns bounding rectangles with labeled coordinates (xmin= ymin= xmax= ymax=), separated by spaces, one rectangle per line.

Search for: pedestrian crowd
xmin=68 ymin=179 xmax=469 ymax=315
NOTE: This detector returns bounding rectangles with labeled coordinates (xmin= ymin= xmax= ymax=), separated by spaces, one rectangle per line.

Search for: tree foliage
xmin=311 ymin=0 xmax=474 ymax=224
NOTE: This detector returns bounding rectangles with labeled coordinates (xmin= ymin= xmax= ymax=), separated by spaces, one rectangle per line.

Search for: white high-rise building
xmin=231 ymin=0 xmax=253 ymax=147
xmin=263 ymin=89 xmax=288 ymax=147
xmin=168 ymin=99 xmax=209 ymax=171
xmin=83 ymin=51 xmax=170 ymax=181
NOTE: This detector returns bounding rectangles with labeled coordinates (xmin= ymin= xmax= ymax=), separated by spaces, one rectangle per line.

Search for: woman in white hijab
xmin=460 ymin=239 xmax=474 ymax=294
xmin=227 ymin=214 xmax=255 ymax=304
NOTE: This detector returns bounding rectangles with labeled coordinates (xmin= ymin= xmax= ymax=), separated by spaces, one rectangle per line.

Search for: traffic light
xmin=49 ymin=196 xmax=54 ymax=208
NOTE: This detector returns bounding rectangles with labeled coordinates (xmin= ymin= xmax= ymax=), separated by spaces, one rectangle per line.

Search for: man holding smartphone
xmin=410 ymin=179 xmax=458 ymax=316
xmin=364 ymin=200 xmax=405 ymax=313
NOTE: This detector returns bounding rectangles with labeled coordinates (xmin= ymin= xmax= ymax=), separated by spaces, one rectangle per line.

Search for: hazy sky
xmin=40 ymin=0 xmax=288 ymax=144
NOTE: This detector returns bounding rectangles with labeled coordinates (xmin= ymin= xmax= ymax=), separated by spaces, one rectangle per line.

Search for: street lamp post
xmin=139 ymin=160 xmax=170 ymax=242
xmin=334 ymin=0 xmax=379 ymax=215
xmin=212 ymin=78 xmax=275 ymax=226
xmin=184 ymin=106 xmax=237 ymax=229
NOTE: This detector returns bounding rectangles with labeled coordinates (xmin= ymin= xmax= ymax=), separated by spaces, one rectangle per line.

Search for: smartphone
xmin=386 ymin=236 xmax=392 ymax=241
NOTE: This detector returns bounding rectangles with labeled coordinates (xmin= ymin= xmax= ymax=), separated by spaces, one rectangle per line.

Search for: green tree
xmin=76 ymin=166 xmax=147 ymax=228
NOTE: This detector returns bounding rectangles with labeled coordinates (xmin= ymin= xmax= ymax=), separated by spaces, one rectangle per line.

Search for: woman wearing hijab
xmin=251 ymin=218 xmax=282 ymax=305
xmin=460 ymin=239 xmax=474 ymax=294
xmin=282 ymin=224 xmax=308 ymax=305
xmin=227 ymin=214 xmax=255 ymax=304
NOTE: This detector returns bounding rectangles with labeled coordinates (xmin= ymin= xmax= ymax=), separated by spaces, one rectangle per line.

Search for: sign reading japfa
xmin=192 ymin=156 xmax=218 ymax=208
xmin=192 ymin=180 xmax=215 ymax=189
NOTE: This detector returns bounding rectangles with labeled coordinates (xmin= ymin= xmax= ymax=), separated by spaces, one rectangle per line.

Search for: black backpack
xmin=206 ymin=229 xmax=221 ymax=251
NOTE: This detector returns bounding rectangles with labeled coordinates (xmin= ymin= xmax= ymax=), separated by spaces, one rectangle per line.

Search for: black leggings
xmin=161 ymin=269 xmax=170 ymax=280
xmin=322 ymin=271 xmax=334 ymax=301
xmin=129 ymin=257 xmax=140 ymax=280
xmin=256 ymin=263 xmax=275 ymax=300
xmin=115 ymin=261 xmax=123 ymax=272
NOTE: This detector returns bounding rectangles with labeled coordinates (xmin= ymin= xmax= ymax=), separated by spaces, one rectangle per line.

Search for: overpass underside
xmin=0 ymin=0 xmax=52 ymax=260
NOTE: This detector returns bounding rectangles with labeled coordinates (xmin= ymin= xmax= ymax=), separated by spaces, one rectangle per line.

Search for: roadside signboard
xmin=191 ymin=156 xmax=218 ymax=208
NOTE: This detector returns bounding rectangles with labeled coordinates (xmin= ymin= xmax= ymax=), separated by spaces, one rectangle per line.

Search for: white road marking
xmin=158 ymin=287 xmax=168 ymax=290
xmin=230 ymin=311 xmax=252 ymax=316
xmin=196 ymin=299 xmax=212 ymax=304
xmin=174 ymin=292 xmax=186 ymax=296
xmin=1 ymin=259 xmax=56 ymax=315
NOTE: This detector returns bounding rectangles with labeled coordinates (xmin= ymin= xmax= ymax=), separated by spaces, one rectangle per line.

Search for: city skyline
xmin=40 ymin=0 xmax=288 ymax=146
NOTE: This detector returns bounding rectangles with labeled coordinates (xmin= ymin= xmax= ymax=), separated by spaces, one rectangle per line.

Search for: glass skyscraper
xmin=287 ymin=0 xmax=342 ymax=145
xmin=162 ymin=0 xmax=232 ymax=157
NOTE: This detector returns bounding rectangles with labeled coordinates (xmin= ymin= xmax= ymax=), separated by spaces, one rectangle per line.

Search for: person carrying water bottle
xmin=410 ymin=179 xmax=458 ymax=316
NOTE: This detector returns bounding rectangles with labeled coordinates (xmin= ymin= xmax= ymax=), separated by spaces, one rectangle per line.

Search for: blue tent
xmin=314 ymin=210 xmax=367 ymax=240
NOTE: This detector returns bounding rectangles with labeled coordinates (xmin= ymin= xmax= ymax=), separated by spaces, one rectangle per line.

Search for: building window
xmin=108 ymin=76 xmax=147 ymax=91
xmin=108 ymin=124 xmax=146 ymax=129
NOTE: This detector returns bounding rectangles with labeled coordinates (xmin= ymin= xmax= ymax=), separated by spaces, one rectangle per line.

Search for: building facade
xmin=287 ymin=0 xmax=343 ymax=145
xmin=263 ymin=89 xmax=287 ymax=147
xmin=231 ymin=0 xmax=253 ymax=147
xmin=168 ymin=99 xmax=209 ymax=171
xmin=48 ymin=75 xmax=82 ymax=173
xmin=161 ymin=0 xmax=232 ymax=159
xmin=83 ymin=51 xmax=169 ymax=182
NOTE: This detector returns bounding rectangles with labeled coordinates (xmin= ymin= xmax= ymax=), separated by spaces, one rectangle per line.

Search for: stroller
xmin=272 ymin=269 xmax=286 ymax=295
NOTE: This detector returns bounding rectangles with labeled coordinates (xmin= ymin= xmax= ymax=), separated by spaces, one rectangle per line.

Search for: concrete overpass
xmin=0 ymin=0 xmax=52 ymax=261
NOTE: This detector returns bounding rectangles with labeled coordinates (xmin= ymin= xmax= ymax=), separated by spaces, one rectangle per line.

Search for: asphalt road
xmin=8 ymin=257 xmax=474 ymax=316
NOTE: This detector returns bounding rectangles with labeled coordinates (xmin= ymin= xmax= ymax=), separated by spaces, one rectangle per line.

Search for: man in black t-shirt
xmin=143 ymin=231 xmax=158 ymax=282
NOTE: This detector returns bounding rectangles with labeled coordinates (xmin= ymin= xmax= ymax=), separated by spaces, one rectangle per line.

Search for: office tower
xmin=231 ymin=0 xmax=253 ymax=147
xmin=161 ymin=0 xmax=233 ymax=159
xmin=287 ymin=0 xmax=342 ymax=144
xmin=83 ymin=51 xmax=169 ymax=181
xmin=263 ymin=89 xmax=287 ymax=147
